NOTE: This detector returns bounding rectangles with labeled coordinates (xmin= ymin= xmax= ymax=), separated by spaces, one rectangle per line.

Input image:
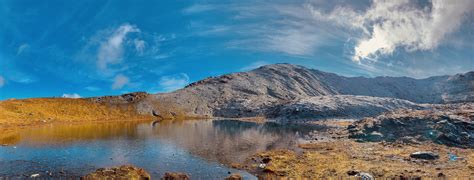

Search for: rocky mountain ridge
xmin=142 ymin=63 xmax=473 ymax=118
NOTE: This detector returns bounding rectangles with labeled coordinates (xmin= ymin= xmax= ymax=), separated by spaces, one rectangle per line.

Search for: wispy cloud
xmin=97 ymin=23 xmax=140 ymax=71
xmin=133 ymin=39 xmax=146 ymax=55
xmin=0 ymin=76 xmax=5 ymax=88
xmin=17 ymin=43 xmax=30 ymax=55
xmin=183 ymin=4 xmax=216 ymax=14
xmin=111 ymin=74 xmax=129 ymax=90
xmin=158 ymin=73 xmax=190 ymax=92
xmin=62 ymin=93 xmax=81 ymax=98
xmin=240 ymin=61 xmax=270 ymax=71
xmin=85 ymin=86 xmax=100 ymax=91
xmin=188 ymin=2 xmax=340 ymax=57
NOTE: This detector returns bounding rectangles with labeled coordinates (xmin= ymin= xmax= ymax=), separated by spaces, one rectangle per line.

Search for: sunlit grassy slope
xmin=0 ymin=98 xmax=151 ymax=127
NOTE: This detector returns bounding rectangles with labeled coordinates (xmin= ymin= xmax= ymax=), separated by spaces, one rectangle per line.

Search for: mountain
xmin=137 ymin=63 xmax=473 ymax=119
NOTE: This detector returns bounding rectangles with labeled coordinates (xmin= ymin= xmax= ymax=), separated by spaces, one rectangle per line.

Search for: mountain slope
xmin=143 ymin=63 xmax=472 ymax=118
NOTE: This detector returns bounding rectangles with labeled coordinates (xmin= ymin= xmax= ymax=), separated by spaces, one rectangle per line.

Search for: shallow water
xmin=0 ymin=119 xmax=327 ymax=179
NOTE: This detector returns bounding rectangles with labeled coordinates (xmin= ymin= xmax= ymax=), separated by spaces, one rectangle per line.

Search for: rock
xmin=356 ymin=172 xmax=374 ymax=180
xmin=410 ymin=151 xmax=439 ymax=160
xmin=83 ymin=165 xmax=151 ymax=179
xmin=161 ymin=172 xmax=190 ymax=180
xmin=225 ymin=173 xmax=243 ymax=180
xmin=347 ymin=170 xmax=359 ymax=176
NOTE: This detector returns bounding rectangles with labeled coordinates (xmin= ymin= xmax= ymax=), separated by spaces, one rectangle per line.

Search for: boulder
xmin=410 ymin=151 xmax=439 ymax=160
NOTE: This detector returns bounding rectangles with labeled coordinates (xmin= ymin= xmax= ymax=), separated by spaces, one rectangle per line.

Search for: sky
xmin=0 ymin=0 xmax=473 ymax=99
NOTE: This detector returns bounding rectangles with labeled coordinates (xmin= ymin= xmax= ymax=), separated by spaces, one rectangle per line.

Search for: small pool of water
xmin=0 ymin=119 xmax=328 ymax=179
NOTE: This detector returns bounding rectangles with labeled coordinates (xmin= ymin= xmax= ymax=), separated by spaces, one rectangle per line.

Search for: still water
xmin=0 ymin=120 xmax=326 ymax=179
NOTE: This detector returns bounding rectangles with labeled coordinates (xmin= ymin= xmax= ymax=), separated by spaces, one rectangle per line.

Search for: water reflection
xmin=0 ymin=120 xmax=327 ymax=178
xmin=151 ymin=120 xmax=328 ymax=164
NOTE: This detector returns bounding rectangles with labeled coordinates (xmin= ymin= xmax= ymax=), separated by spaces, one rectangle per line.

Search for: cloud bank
xmin=308 ymin=0 xmax=474 ymax=62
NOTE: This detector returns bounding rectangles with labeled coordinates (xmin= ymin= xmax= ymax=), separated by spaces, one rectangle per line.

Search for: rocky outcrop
xmin=83 ymin=165 xmax=151 ymax=179
xmin=348 ymin=103 xmax=474 ymax=148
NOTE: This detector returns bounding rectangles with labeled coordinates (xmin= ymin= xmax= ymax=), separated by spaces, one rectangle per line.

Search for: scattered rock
xmin=161 ymin=172 xmax=190 ymax=180
xmin=82 ymin=165 xmax=150 ymax=179
xmin=225 ymin=173 xmax=243 ymax=180
xmin=348 ymin=103 xmax=474 ymax=148
xmin=410 ymin=151 xmax=439 ymax=160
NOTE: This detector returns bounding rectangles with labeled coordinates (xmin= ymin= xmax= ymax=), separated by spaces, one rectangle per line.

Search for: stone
xmin=410 ymin=151 xmax=439 ymax=160
xmin=161 ymin=172 xmax=190 ymax=180
xmin=225 ymin=173 xmax=243 ymax=180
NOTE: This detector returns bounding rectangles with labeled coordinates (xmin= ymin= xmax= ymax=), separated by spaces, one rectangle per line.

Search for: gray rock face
xmin=149 ymin=63 xmax=473 ymax=118
xmin=348 ymin=103 xmax=474 ymax=148
xmin=265 ymin=95 xmax=422 ymax=120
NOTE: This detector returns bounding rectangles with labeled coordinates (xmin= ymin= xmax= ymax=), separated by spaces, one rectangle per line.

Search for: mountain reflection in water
xmin=0 ymin=119 xmax=328 ymax=178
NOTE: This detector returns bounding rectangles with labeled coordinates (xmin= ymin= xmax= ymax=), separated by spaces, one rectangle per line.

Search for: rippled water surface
xmin=0 ymin=120 xmax=326 ymax=179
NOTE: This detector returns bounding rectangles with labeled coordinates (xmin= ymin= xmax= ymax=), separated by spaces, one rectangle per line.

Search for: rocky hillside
xmin=265 ymin=95 xmax=422 ymax=121
xmin=143 ymin=63 xmax=472 ymax=118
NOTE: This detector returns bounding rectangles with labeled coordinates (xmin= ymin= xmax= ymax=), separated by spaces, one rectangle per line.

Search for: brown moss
xmin=83 ymin=165 xmax=151 ymax=180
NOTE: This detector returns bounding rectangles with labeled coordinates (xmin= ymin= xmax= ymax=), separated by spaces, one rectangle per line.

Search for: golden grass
xmin=0 ymin=98 xmax=151 ymax=128
xmin=246 ymin=141 xmax=474 ymax=179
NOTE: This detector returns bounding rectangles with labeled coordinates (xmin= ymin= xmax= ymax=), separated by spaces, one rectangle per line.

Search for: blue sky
xmin=0 ymin=0 xmax=473 ymax=99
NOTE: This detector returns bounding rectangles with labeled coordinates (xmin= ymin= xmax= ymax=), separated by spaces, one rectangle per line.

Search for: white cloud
xmin=62 ymin=93 xmax=81 ymax=98
xmin=133 ymin=39 xmax=146 ymax=55
xmin=0 ymin=76 xmax=5 ymax=87
xmin=158 ymin=73 xmax=190 ymax=92
xmin=240 ymin=61 xmax=270 ymax=71
xmin=308 ymin=0 xmax=474 ymax=62
xmin=17 ymin=44 xmax=29 ymax=55
xmin=111 ymin=74 xmax=129 ymax=90
xmin=97 ymin=24 xmax=140 ymax=71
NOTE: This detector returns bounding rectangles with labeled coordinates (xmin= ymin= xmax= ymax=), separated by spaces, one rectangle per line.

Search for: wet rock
xmin=410 ymin=151 xmax=439 ymax=160
xmin=225 ymin=173 xmax=243 ymax=180
xmin=83 ymin=165 xmax=151 ymax=179
xmin=161 ymin=172 xmax=190 ymax=180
